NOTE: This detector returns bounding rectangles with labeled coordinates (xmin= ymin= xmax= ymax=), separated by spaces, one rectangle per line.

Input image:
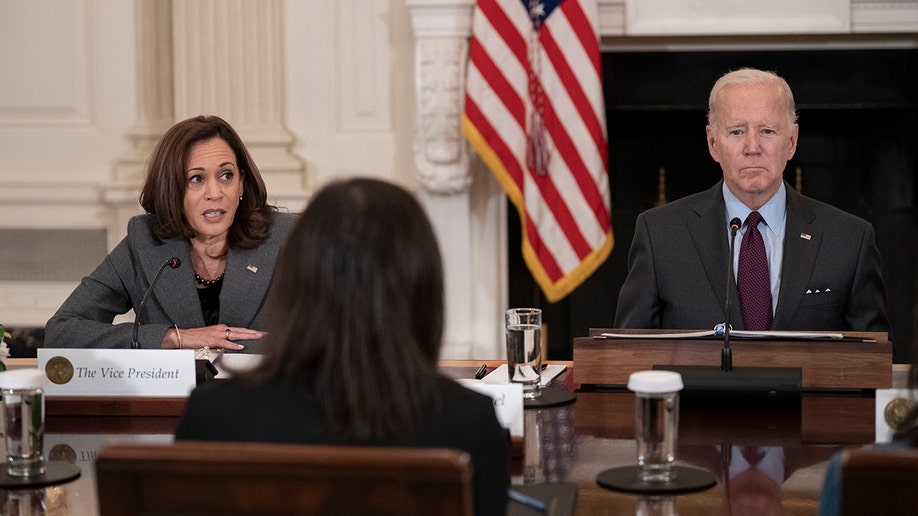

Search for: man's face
xmin=706 ymin=83 xmax=798 ymax=209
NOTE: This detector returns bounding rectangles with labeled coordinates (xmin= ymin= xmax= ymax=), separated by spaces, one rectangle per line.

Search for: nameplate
xmin=876 ymin=388 xmax=918 ymax=443
xmin=36 ymin=349 xmax=197 ymax=397
xmin=457 ymin=380 xmax=524 ymax=437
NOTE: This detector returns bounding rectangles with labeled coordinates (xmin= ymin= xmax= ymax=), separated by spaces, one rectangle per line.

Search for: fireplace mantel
xmin=406 ymin=0 xmax=917 ymax=359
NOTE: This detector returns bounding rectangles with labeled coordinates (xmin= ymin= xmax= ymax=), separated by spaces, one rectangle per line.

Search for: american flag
xmin=463 ymin=0 xmax=613 ymax=303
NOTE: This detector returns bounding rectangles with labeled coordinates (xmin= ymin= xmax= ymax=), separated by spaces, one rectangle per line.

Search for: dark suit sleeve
xmin=614 ymin=213 xmax=662 ymax=328
xmin=174 ymin=383 xmax=225 ymax=439
xmin=465 ymin=395 xmax=511 ymax=516
xmin=845 ymin=222 xmax=889 ymax=333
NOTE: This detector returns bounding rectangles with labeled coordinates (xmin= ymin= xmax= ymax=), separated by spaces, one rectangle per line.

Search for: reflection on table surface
xmin=1 ymin=363 xmax=881 ymax=516
xmin=2 ymin=433 xmax=174 ymax=516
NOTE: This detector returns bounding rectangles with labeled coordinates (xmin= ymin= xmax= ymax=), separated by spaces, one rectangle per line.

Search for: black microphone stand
xmin=651 ymin=217 xmax=801 ymax=408
xmin=132 ymin=258 xmax=181 ymax=349
xmin=721 ymin=218 xmax=742 ymax=372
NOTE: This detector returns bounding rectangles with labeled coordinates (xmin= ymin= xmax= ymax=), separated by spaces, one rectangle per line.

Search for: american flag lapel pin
xmin=247 ymin=265 xmax=258 ymax=273
xmin=800 ymin=233 xmax=812 ymax=240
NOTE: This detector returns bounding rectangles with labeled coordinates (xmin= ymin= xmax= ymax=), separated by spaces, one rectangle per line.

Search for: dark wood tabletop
xmin=2 ymin=359 xmax=895 ymax=515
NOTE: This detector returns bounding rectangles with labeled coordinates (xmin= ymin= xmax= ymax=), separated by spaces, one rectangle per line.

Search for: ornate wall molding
xmin=852 ymin=1 xmax=918 ymax=32
xmin=414 ymin=37 xmax=471 ymax=194
xmin=408 ymin=0 xmax=475 ymax=195
xmin=172 ymin=0 xmax=305 ymax=201
xmin=108 ymin=0 xmax=309 ymax=246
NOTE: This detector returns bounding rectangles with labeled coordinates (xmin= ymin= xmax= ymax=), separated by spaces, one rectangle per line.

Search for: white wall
xmin=0 ymin=0 xmax=138 ymax=325
xmin=284 ymin=0 xmax=417 ymax=190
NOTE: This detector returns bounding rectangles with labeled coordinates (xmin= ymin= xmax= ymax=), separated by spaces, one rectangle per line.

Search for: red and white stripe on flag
xmin=463 ymin=0 xmax=613 ymax=303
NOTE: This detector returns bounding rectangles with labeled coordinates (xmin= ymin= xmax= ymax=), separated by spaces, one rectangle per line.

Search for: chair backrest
xmin=95 ymin=440 xmax=474 ymax=516
xmin=841 ymin=446 xmax=918 ymax=516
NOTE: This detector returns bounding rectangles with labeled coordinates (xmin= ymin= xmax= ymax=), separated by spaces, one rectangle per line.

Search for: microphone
xmin=719 ymin=217 xmax=742 ymax=372
xmin=653 ymin=218 xmax=802 ymax=408
xmin=132 ymin=257 xmax=181 ymax=349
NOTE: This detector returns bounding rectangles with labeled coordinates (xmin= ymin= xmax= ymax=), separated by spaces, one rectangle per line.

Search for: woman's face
xmin=182 ymin=137 xmax=244 ymax=243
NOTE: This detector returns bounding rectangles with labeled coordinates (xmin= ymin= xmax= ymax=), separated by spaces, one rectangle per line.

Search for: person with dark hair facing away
xmin=46 ymin=115 xmax=295 ymax=352
xmin=175 ymin=178 xmax=511 ymax=516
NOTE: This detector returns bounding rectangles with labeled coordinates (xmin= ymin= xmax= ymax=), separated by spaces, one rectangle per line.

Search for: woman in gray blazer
xmin=45 ymin=115 xmax=296 ymax=353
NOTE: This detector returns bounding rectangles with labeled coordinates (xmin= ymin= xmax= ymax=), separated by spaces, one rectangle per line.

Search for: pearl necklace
xmin=194 ymin=271 xmax=225 ymax=287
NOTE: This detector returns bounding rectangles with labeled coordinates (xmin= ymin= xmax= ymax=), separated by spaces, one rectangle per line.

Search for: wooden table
xmin=2 ymin=359 xmax=902 ymax=515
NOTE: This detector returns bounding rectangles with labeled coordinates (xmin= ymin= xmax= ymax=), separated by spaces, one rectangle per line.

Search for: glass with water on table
xmin=0 ymin=369 xmax=48 ymax=477
xmin=505 ymin=308 xmax=542 ymax=399
xmin=628 ymin=370 xmax=683 ymax=483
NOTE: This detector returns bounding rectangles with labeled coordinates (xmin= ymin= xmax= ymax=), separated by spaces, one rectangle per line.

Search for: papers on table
xmin=213 ymin=353 xmax=263 ymax=378
xmin=596 ymin=330 xmax=846 ymax=340
xmin=458 ymin=364 xmax=566 ymax=437
xmin=480 ymin=363 xmax=567 ymax=388
xmin=458 ymin=380 xmax=524 ymax=436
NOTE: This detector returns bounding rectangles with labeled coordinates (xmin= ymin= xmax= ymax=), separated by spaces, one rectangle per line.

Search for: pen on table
xmin=474 ymin=363 xmax=488 ymax=380
xmin=507 ymin=488 xmax=547 ymax=512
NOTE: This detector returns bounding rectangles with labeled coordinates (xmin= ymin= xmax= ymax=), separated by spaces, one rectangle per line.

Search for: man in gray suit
xmin=615 ymin=68 xmax=889 ymax=337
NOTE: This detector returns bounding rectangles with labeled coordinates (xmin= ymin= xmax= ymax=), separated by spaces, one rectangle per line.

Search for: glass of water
xmin=505 ymin=308 xmax=542 ymax=399
xmin=628 ymin=370 xmax=683 ymax=483
xmin=0 ymin=369 xmax=48 ymax=477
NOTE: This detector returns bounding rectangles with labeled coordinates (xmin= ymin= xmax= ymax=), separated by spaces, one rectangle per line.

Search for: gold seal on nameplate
xmin=884 ymin=397 xmax=918 ymax=432
xmin=48 ymin=444 xmax=78 ymax=464
xmin=45 ymin=356 xmax=75 ymax=385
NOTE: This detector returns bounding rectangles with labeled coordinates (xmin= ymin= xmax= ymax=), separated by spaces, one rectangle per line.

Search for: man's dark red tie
xmin=741 ymin=446 xmax=764 ymax=468
xmin=738 ymin=211 xmax=773 ymax=330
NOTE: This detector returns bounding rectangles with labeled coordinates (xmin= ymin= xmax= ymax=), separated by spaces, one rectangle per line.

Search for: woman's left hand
xmin=166 ymin=324 xmax=264 ymax=351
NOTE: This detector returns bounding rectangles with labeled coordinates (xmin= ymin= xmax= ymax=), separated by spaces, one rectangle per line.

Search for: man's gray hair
xmin=707 ymin=68 xmax=798 ymax=129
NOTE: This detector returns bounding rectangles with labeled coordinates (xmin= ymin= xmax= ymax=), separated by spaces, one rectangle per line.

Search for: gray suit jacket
xmin=614 ymin=181 xmax=889 ymax=334
xmin=45 ymin=212 xmax=297 ymax=351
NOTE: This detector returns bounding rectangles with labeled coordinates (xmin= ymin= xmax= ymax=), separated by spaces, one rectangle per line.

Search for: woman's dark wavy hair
xmin=246 ymin=177 xmax=445 ymax=441
xmin=139 ymin=115 xmax=277 ymax=249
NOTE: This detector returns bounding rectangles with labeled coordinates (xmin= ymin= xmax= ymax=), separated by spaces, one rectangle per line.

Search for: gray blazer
xmin=614 ymin=181 xmax=889 ymax=334
xmin=45 ymin=212 xmax=297 ymax=352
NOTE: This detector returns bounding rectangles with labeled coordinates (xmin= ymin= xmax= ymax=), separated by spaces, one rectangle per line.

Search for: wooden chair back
xmin=95 ymin=440 xmax=474 ymax=516
xmin=841 ymin=446 xmax=918 ymax=515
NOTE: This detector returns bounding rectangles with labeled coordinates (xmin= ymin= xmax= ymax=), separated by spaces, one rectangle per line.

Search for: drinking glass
xmin=0 ymin=369 xmax=48 ymax=477
xmin=628 ymin=370 xmax=683 ymax=482
xmin=505 ymin=308 xmax=542 ymax=399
